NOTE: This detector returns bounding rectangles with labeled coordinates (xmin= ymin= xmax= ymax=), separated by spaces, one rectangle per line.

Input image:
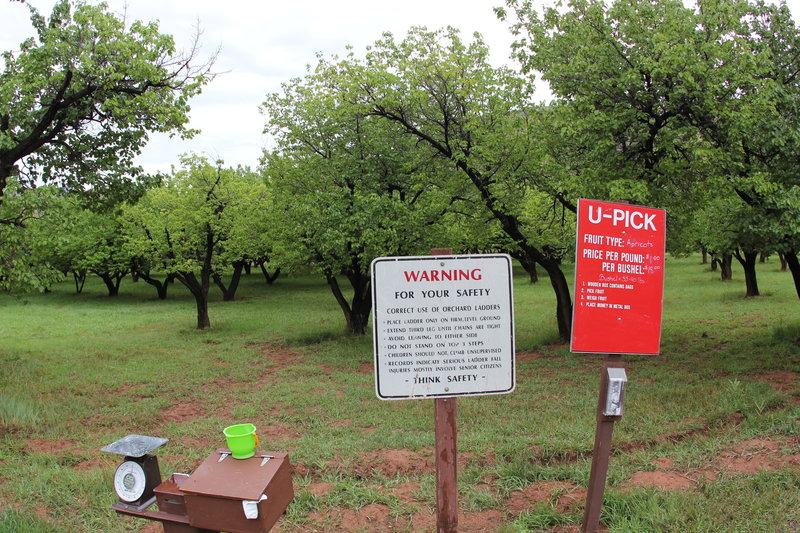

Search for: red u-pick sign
xmin=571 ymin=199 xmax=666 ymax=355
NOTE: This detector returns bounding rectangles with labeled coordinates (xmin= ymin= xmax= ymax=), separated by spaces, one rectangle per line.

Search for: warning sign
xmin=371 ymin=254 xmax=515 ymax=400
xmin=571 ymin=199 xmax=666 ymax=355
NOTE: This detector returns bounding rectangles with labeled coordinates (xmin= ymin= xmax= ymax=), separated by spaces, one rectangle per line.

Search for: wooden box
xmin=155 ymin=473 xmax=191 ymax=517
xmin=181 ymin=450 xmax=293 ymax=533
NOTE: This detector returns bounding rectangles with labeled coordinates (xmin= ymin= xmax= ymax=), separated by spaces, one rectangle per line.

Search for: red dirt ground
xmin=42 ymin=344 xmax=790 ymax=533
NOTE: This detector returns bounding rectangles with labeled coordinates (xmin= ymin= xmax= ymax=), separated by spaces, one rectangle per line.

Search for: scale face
xmin=102 ymin=435 xmax=168 ymax=510
xmin=114 ymin=460 xmax=148 ymax=502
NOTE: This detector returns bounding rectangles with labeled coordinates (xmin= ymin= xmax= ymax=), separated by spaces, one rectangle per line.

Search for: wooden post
xmin=429 ymin=248 xmax=458 ymax=533
xmin=581 ymin=354 xmax=626 ymax=533
xmin=435 ymin=397 xmax=458 ymax=533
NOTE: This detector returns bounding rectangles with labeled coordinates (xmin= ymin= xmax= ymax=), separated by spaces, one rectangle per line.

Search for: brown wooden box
xmin=155 ymin=473 xmax=191 ymax=517
xmin=180 ymin=450 xmax=293 ymax=533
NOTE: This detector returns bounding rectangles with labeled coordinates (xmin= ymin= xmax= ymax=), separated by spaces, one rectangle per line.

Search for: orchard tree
xmin=501 ymin=0 xmax=800 ymax=299
xmin=341 ymin=28 xmax=577 ymax=342
xmin=695 ymin=194 xmax=777 ymax=296
xmin=43 ymin=205 xmax=131 ymax=295
xmin=211 ymin=168 xmax=271 ymax=301
xmin=0 ymin=0 xmax=214 ymax=203
xmin=123 ymin=156 xmax=253 ymax=329
xmin=262 ymin=55 xmax=475 ymax=335
xmin=0 ymin=178 xmax=68 ymax=292
xmin=70 ymin=211 xmax=131 ymax=296
xmin=720 ymin=0 xmax=800 ymax=299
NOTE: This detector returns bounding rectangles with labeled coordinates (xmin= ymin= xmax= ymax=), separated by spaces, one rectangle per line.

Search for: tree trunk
xmin=700 ymin=247 xmax=707 ymax=264
xmin=102 ymin=275 xmax=119 ymax=296
xmin=733 ymin=250 xmax=759 ymax=297
xmin=528 ymin=263 xmax=538 ymax=284
xmin=213 ymin=260 xmax=246 ymax=301
xmin=261 ymin=265 xmax=281 ymax=285
xmin=134 ymin=268 xmax=175 ymax=300
xmin=784 ymin=251 xmax=800 ymax=299
xmin=195 ymin=290 xmax=211 ymax=329
xmin=540 ymin=258 xmax=573 ymax=343
xmin=511 ymin=248 xmax=571 ymax=343
xmin=326 ymin=271 xmax=372 ymax=335
xmin=779 ymin=253 xmax=788 ymax=272
xmin=720 ymin=253 xmax=733 ymax=281
xmin=181 ymin=222 xmax=215 ymax=329
xmin=72 ymin=270 xmax=86 ymax=294
xmin=257 ymin=259 xmax=281 ymax=285
xmin=95 ymin=270 xmax=127 ymax=297
xmin=177 ymin=272 xmax=211 ymax=329
xmin=710 ymin=252 xmax=719 ymax=272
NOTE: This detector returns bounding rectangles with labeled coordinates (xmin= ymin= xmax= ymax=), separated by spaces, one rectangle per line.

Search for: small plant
xmin=772 ymin=323 xmax=800 ymax=346
xmin=0 ymin=395 xmax=40 ymax=429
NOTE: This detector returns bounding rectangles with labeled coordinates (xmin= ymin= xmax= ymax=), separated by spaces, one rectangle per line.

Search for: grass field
xmin=0 ymin=255 xmax=798 ymax=532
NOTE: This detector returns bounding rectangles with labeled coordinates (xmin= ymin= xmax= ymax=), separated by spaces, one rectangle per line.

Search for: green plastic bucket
xmin=223 ymin=423 xmax=259 ymax=459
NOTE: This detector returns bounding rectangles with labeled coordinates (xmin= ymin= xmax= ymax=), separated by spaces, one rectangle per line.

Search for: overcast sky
xmin=2 ymin=0 xmax=523 ymax=174
xmin=2 ymin=0 xmax=799 ymax=175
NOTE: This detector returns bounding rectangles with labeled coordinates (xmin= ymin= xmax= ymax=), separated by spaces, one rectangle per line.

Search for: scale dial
xmin=113 ymin=460 xmax=147 ymax=502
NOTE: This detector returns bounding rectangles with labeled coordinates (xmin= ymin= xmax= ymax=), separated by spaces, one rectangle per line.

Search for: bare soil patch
xmin=26 ymin=438 xmax=81 ymax=454
xmin=305 ymin=504 xmax=394 ymax=532
xmin=353 ymin=449 xmax=434 ymax=478
xmin=754 ymin=370 xmax=800 ymax=404
xmin=713 ymin=437 xmax=800 ymax=475
xmin=392 ymin=481 xmax=421 ymax=504
xmin=459 ymin=510 xmax=508 ymax=532
xmin=73 ymin=455 xmax=116 ymax=471
xmin=628 ymin=436 xmax=800 ymax=491
xmin=139 ymin=522 xmax=162 ymax=533
xmin=158 ymin=398 xmax=207 ymax=425
xmin=255 ymin=343 xmax=307 ymax=378
xmin=250 ymin=420 xmax=301 ymax=444
xmin=504 ymin=480 xmax=586 ymax=514
xmin=305 ymin=482 xmax=334 ymax=497
xmin=629 ymin=471 xmax=695 ymax=491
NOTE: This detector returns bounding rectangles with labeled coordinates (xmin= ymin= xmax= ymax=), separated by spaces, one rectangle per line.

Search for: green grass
xmin=0 ymin=255 xmax=798 ymax=532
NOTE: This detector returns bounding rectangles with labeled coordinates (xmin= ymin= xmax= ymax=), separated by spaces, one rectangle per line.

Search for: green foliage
xmin=262 ymin=51 xmax=487 ymax=333
xmin=0 ymin=178 xmax=70 ymax=292
xmin=0 ymin=0 xmax=213 ymax=195
xmin=263 ymin=57 xmax=466 ymax=268
xmin=501 ymin=0 xmax=800 ymax=292
xmin=122 ymin=155 xmax=268 ymax=326
xmin=123 ymin=155 xmax=263 ymax=279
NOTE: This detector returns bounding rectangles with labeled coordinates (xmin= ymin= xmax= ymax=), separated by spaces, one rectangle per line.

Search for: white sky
xmin=2 ymin=0 xmax=799 ymax=174
xmin=1 ymin=0 xmax=521 ymax=174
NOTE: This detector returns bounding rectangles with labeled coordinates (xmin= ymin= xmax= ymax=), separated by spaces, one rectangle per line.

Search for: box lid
xmin=181 ymin=450 xmax=288 ymax=501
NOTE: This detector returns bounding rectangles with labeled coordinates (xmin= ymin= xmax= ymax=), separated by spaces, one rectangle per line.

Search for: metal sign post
xmin=581 ymin=355 xmax=627 ymax=533
xmin=571 ymin=199 xmax=665 ymax=533
xmin=371 ymin=249 xmax=516 ymax=533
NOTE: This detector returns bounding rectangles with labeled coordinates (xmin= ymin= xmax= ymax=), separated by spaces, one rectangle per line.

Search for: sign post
xmin=571 ymin=199 xmax=666 ymax=533
xmin=372 ymin=251 xmax=515 ymax=532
